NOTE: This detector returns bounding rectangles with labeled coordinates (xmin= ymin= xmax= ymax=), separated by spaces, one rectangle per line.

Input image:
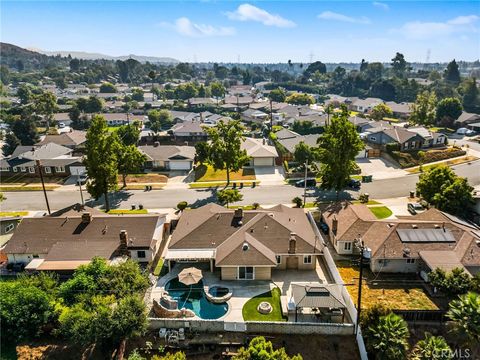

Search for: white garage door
xmin=169 ymin=161 xmax=192 ymax=170
xmin=253 ymin=157 xmax=274 ymax=166
xmin=70 ymin=166 xmax=86 ymax=176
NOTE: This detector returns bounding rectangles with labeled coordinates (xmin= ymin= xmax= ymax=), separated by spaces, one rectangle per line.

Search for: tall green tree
xmin=117 ymin=144 xmax=147 ymax=187
xmin=367 ymin=313 xmax=410 ymax=360
xmin=233 ymin=336 xmax=302 ymax=360
xmin=84 ymin=115 xmax=120 ymax=212
xmin=117 ymin=123 xmax=141 ymax=146
xmin=17 ymin=84 xmax=33 ymax=104
xmin=148 ymin=70 xmax=156 ymax=91
xmin=391 ymin=52 xmax=408 ymax=77
xmin=286 ymin=93 xmax=315 ymax=105
xmin=205 ymin=120 xmax=249 ymax=185
xmin=100 ymin=82 xmax=117 ymax=93
xmin=410 ymin=90 xmax=438 ymax=126
xmin=194 ymin=141 xmax=210 ymax=165
xmin=411 ymin=333 xmax=452 ymax=360
xmin=416 ymin=165 xmax=473 ymax=216
xmin=436 ymin=97 xmax=462 ymax=127
xmin=12 ymin=117 xmax=39 ymax=145
xmin=370 ymin=103 xmax=393 ymax=121
xmin=317 ymin=108 xmax=364 ymax=198
xmin=210 ymin=81 xmax=225 ymax=106
xmin=293 ymin=141 xmax=318 ymax=169
xmin=2 ymin=132 xmax=21 ymax=156
xmin=35 ymin=92 xmax=58 ymax=130
xmin=268 ymin=88 xmax=286 ymax=103
xmin=148 ymin=109 xmax=172 ymax=134
xmin=462 ymin=78 xmax=480 ymax=113
xmin=428 ymin=267 xmax=473 ymax=298
xmin=444 ymin=59 xmax=461 ymax=83
xmin=446 ymin=292 xmax=480 ymax=351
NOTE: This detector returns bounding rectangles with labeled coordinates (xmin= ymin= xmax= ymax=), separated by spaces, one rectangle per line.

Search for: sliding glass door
xmin=238 ymin=266 xmax=254 ymax=280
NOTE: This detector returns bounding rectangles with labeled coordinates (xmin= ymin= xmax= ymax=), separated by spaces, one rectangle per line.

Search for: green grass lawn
xmin=108 ymin=209 xmax=148 ymax=214
xmin=242 ymin=288 xmax=286 ymax=322
xmin=195 ymin=164 xmax=256 ymax=182
xmin=0 ymin=211 xmax=28 ymax=217
xmin=352 ymin=200 xmax=381 ymax=205
xmin=369 ymin=206 xmax=393 ymax=219
xmin=0 ymin=186 xmax=59 ymax=191
xmin=153 ymin=259 xmax=164 ymax=276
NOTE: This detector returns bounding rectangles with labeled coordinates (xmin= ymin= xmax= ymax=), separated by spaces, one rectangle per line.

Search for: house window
xmin=28 ymin=166 xmax=35 ymax=174
xmin=303 ymin=255 xmax=312 ymax=264
xmin=44 ymin=166 xmax=51 ymax=174
xmin=370 ymin=136 xmax=376 ymax=142
xmin=137 ymin=250 xmax=146 ymax=259
xmin=276 ymin=255 xmax=281 ymax=264
xmin=33 ymin=254 xmax=39 ymax=258
xmin=20 ymin=167 xmax=27 ymax=172
xmin=55 ymin=166 xmax=65 ymax=173
xmin=13 ymin=167 xmax=18 ymax=172
xmin=344 ymin=242 xmax=352 ymax=251
xmin=410 ymin=141 xmax=416 ymax=148
xmin=5 ymin=223 xmax=14 ymax=233
xmin=406 ymin=258 xmax=415 ymax=264
xmin=238 ymin=266 xmax=254 ymax=280
xmin=0 ymin=167 xmax=9 ymax=172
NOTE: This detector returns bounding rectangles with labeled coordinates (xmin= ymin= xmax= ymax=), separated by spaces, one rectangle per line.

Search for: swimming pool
xmin=165 ymin=278 xmax=228 ymax=320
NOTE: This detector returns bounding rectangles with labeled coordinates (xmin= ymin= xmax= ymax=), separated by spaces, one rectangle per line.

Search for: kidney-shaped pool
xmin=164 ymin=278 xmax=228 ymax=320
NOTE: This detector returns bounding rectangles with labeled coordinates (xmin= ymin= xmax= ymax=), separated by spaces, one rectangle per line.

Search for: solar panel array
xmin=397 ymin=228 xmax=455 ymax=243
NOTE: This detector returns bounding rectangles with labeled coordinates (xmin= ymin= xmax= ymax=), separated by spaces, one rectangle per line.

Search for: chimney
xmin=81 ymin=212 xmax=92 ymax=224
xmin=118 ymin=230 xmax=129 ymax=256
xmin=288 ymin=232 xmax=297 ymax=254
xmin=262 ymin=138 xmax=266 ymax=145
xmin=234 ymin=208 xmax=244 ymax=219
xmin=153 ymin=141 xmax=160 ymax=147
xmin=332 ymin=216 xmax=338 ymax=235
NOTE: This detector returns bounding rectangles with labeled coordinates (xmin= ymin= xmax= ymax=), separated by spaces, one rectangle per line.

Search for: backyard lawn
xmin=195 ymin=164 xmax=256 ymax=182
xmin=336 ymin=261 xmax=439 ymax=310
xmin=242 ymin=288 xmax=286 ymax=322
xmin=107 ymin=209 xmax=148 ymax=214
xmin=368 ymin=206 xmax=393 ymax=219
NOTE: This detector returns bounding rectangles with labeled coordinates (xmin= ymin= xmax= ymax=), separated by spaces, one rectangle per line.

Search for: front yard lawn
xmin=119 ymin=174 xmax=168 ymax=184
xmin=405 ymin=155 xmax=479 ymax=173
xmin=390 ymin=147 xmax=467 ymax=168
xmin=336 ymin=261 xmax=439 ymax=310
xmin=108 ymin=209 xmax=148 ymax=214
xmin=242 ymin=287 xmax=286 ymax=322
xmin=195 ymin=164 xmax=256 ymax=182
xmin=369 ymin=206 xmax=393 ymax=219
xmin=0 ymin=211 xmax=28 ymax=217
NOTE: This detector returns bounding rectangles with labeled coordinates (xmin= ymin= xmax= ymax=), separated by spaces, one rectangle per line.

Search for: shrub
xmin=386 ymin=142 xmax=401 ymax=153
xmin=252 ymin=202 xmax=260 ymax=210
xmin=292 ymin=196 xmax=303 ymax=208
xmin=176 ymin=201 xmax=188 ymax=211
xmin=358 ymin=193 xmax=370 ymax=203
xmin=283 ymin=160 xmax=289 ymax=172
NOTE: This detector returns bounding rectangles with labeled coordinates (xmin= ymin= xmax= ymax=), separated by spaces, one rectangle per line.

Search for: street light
xmin=303 ymin=159 xmax=308 ymax=207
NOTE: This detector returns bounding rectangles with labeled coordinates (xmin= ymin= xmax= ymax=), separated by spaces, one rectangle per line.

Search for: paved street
xmin=3 ymin=160 xmax=479 ymax=212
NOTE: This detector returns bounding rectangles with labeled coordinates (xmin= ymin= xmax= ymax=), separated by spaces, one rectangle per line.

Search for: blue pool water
xmin=165 ymin=278 xmax=228 ymax=320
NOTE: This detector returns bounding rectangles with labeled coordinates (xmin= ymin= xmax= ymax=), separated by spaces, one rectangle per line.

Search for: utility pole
xmin=303 ymin=159 xmax=308 ymax=207
xmin=76 ymin=170 xmax=84 ymax=206
xmin=36 ymin=160 xmax=51 ymax=215
xmin=269 ymin=98 xmax=273 ymax=133
xmin=355 ymin=238 xmax=366 ymax=335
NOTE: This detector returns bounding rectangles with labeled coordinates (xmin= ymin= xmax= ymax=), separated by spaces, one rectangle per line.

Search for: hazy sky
xmin=1 ymin=1 xmax=479 ymax=63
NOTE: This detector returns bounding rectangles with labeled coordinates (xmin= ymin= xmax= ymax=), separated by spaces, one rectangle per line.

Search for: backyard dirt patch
xmin=336 ymin=260 xmax=440 ymax=311
xmin=119 ymin=174 xmax=168 ymax=184
xmin=390 ymin=147 xmax=467 ymax=168
xmin=1 ymin=176 xmax=67 ymax=185
xmin=405 ymin=155 xmax=479 ymax=173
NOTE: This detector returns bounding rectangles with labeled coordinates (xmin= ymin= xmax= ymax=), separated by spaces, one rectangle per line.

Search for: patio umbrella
xmin=178 ymin=267 xmax=203 ymax=286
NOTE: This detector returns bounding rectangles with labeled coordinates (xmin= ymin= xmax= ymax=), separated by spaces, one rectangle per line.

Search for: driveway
xmin=356 ymin=157 xmax=407 ymax=180
xmin=254 ymin=166 xmax=285 ymax=185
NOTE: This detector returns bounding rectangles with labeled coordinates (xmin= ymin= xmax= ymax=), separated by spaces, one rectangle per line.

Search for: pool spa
xmin=164 ymin=278 xmax=228 ymax=320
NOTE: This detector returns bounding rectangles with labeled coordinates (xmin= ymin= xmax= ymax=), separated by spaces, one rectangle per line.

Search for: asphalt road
xmin=3 ymin=161 xmax=479 ymax=212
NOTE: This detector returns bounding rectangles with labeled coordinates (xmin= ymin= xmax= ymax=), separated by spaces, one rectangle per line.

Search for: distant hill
xmin=0 ymin=42 xmax=69 ymax=70
xmin=27 ymin=47 xmax=179 ymax=64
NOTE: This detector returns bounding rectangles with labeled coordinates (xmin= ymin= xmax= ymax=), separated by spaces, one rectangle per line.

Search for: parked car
xmin=319 ymin=222 xmax=329 ymax=234
xmin=408 ymin=202 xmax=425 ymax=215
xmin=456 ymin=127 xmax=475 ymax=136
xmin=58 ymin=122 xmax=66 ymax=128
xmin=347 ymin=179 xmax=361 ymax=189
xmin=295 ymin=178 xmax=316 ymax=187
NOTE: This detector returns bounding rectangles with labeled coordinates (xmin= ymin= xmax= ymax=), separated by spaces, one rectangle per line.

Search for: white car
xmin=456 ymin=127 xmax=475 ymax=136
xmin=58 ymin=122 xmax=66 ymax=128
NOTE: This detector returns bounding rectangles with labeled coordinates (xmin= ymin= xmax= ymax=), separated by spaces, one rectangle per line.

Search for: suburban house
xmin=241 ymin=109 xmax=269 ymax=124
xmin=101 ymin=113 xmax=147 ymax=126
xmin=0 ymin=216 xmax=21 ymax=248
xmin=0 ymin=143 xmax=84 ymax=177
xmin=408 ymin=127 xmax=447 ymax=148
xmin=4 ymin=205 xmax=167 ymax=273
xmin=366 ymin=126 xmax=436 ymax=150
xmin=36 ymin=130 xmax=87 ymax=150
xmin=165 ymin=204 xmax=324 ymax=280
xmin=187 ymin=97 xmax=216 ymax=107
xmin=274 ymin=128 xmax=321 ymax=162
xmin=321 ymin=202 xmax=480 ymax=277
xmin=455 ymin=111 xmax=480 ymax=127
xmin=139 ymin=144 xmax=195 ymax=171
xmin=349 ymin=98 xmax=383 ymax=113
xmin=241 ymin=137 xmax=279 ymax=167
xmin=170 ymin=121 xmax=208 ymax=144
xmin=385 ymin=101 xmax=413 ymax=119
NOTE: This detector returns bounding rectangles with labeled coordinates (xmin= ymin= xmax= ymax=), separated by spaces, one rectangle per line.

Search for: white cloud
xmin=318 ymin=11 xmax=371 ymax=24
xmin=373 ymin=2 xmax=389 ymax=11
xmin=226 ymin=3 xmax=296 ymax=28
xmin=395 ymin=15 xmax=479 ymax=39
xmin=159 ymin=17 xmax=235 ymax=38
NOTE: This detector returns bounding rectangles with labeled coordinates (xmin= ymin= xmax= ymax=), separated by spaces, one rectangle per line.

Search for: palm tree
xmin=411 ymin=333 xmax=452 ymax=360
xmin=446 ymin=292 xmax=480 ymax=352
xmin=148 ymin=70 xmax=156 ymax=91
xmin=367 ymin=313 xmax=409 ymax=360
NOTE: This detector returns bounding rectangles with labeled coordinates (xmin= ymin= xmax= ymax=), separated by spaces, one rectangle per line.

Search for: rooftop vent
xmin=434 ymin=224 xmax=440 ymax=229
xmin=403 ymin=248 xmax=411 ymax=257
xmin=242 ymin=243 xmax=249 ymax=251
xmin=81 ymin=212 xmax=92 ymax=224
xmin=412 ymin=224 xmax=418 ymax=229
xmin=388 ymin=223 xmax=394 ymax=228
